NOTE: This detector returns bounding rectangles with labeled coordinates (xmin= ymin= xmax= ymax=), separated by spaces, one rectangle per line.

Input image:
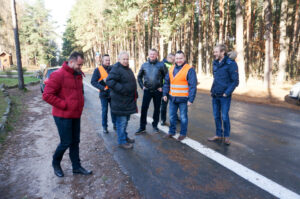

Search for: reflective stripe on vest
xmin=98 ymin=65 xmax=109 ymax=91
xmin=169 ymin=64 xmax=192 ymax=97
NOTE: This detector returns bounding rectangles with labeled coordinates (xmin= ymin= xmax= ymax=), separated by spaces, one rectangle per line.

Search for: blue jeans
xmin=169 ymin=100 xmax=188 ymax=136
xmin=212 ymin=96 xmax=232 ymax=137
xmin=100 ymin=97 xmax=116 ymax=129
xmin=53 ymin=116 xmax=81 ymax=169
xmin=115 ymin=115 xmax=130 ymax=144
xmin=140 ymin=89 xmax=162 ymax=129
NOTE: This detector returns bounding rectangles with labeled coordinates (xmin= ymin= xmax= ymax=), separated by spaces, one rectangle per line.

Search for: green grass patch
xmin=0 ymin=94 xmax=22 ymax=143
xmin=0 ymin=91 xmax=6 ymax=118
xmin=0 ymin=77 xmax=39 ymax=87
xmin=0 ymin=71 xmax=33 ymax=75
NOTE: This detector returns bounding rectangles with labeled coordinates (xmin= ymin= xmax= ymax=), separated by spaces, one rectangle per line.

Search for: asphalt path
xmin=83 ymin=74 xmax=300 ymax=199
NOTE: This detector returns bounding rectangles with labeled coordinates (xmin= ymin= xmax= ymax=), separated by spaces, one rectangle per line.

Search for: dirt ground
xmin=196 ymin=75 xmax=300 ymax=110
xmin=0 ymin=85 xmax=140 ymax=199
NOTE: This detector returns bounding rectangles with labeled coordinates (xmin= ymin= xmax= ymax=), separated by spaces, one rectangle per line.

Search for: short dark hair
xmin=102 ymin=54 xmax=109 ymax=59
xmin=69 ymin=51 xmax=84 ymax=61
xmin=149 ymin=48 xmax=158 ymax=53
xmin=176 ymin=50 xmax=185 ymax=56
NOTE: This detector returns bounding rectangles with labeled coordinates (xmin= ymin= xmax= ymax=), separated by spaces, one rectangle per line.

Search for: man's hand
xmin=157 ymin=87 xmax=162 ymax=92
xmin=163 ymin=96 xmax=168 ymax=102
xmin=187 ymin=101 xmax=192 ymax=106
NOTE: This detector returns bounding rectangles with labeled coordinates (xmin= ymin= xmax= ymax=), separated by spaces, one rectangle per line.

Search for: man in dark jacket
xmin=136 ymin=48 xmax=166 ymax=134
xmin=91 ymin=54 xmax=116 ymax=134
xmin=163 ymin=50 xmax=197 ymax=141
xmin=43 ymin=52 xmax=92 ymax=177
xmin=106 ymin=52 xmax=137 ymax=149
xmin=208 ymin=44 xmax=239 ymax=145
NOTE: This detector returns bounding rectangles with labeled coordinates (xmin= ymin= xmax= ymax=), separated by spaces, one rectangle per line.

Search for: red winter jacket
xmin=42 ymin=62 xmax=84 ymax=118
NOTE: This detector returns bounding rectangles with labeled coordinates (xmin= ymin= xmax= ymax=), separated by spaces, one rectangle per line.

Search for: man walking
xmin=91 ymin=54 xmax=116 ymax=134
xmin=43 ymin=52 xmax=92 ymax=177
xmin=160 ymin=53 xmax=175 ymax=126
xmin=163 ymin=51 xmax=197 ymax=141
xmin=106 ymin=52 xmax=137 ymax=149
xmin=136 ymin=48 xmax=166 ymax=134
xmin=208 ymin=44 xmax=239 ymax=145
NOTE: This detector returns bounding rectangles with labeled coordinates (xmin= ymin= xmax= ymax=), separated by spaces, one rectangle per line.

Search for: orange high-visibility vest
xmin=169 ymin=64 xmax=192 ymax=97
xmin=98 ymin=65 xmax=109 ymax=91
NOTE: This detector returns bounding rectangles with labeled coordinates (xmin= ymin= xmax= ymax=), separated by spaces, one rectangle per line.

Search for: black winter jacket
xmin=106 ymin=62 xmax=138 ymax=116
xmin=137 ymin=59 xmax=166 ymax=91
xmin=90 ymin=65 xmax=112 ymax=99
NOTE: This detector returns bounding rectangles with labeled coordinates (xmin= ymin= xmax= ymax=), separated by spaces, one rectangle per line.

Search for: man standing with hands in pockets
xmin=135 ymin=48 xmax=166 ymax=134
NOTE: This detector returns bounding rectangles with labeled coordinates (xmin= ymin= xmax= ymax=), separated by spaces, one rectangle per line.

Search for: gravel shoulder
xmin=0 ymin=85 xmax=140 ymax=199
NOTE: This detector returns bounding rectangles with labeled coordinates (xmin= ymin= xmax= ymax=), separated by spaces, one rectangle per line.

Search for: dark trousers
xmin=53 ymin=116 xmax=81 ymax=169
xmin=160 ymin=94 xmax=169 ymax=123
xmin=140 ymin=89 xmax=162 ymax=129
xmin=100 ymin=97 xmax=116 ymax=129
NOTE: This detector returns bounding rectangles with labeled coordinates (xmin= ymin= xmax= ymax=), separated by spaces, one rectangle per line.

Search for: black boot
xmin=52 ymin=162 xmax=64 ymax=177
xmin=73 ymin=166 xmax=93 ymax=175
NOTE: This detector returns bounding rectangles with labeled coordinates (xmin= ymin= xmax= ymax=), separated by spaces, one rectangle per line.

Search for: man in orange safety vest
xmin=91 ymin=54 xmax=116 ymax=134
xmin=162 ymin=50 xmax=197 ymax=141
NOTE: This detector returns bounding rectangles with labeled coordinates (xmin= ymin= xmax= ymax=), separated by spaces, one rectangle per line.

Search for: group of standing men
xmin=42 ymin=43 xmax=239 ymax=177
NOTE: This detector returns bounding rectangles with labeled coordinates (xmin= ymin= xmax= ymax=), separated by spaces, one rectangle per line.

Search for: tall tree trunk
xmin=236 ymin=0 xmax=246 ymax=86
xmin=189 ymin=10 xmax=195 ymax=66
xmin=278 ymin=0 xmax=289 ymax=83
xmin=197 ymin=0 xmax=203 ymax=77
xmin=245 ymin=0 xmax=252 ymax=77
xmin=290 ymin=0 xmax=300 ymax=78
xmin=205 ymin=0 xmax=212 ymax=74
xmin=224 ymin=0 xmax=230 ymax=45
xmin=11 ymin=0 xmax=24 ymax=89
xmin=219 ymin=0 xmax=225 ymax=43
xmin=264 ymin=0 xmax=273 ymax=91
xmin=211 ymin=0 xmax=216 ymax=46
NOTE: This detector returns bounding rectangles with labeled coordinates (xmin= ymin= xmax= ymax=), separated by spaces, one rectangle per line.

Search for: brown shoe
xmin=224 ymin=137 xmax=231 ymax=145
xmin=164 ymin=134 xmax=173 ymax=138
xmin=177 ymin=135 xmax=186 ymax=141
xmin=207 ymin=136 xmax=222 ymax=142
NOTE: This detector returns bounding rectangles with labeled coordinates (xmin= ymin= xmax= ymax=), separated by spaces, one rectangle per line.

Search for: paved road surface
xmin=83 ymin=74 xmax=300 ymax=199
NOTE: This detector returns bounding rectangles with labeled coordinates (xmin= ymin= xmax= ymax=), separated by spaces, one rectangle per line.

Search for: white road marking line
xmin=84 ymin=81 xmax=300 ymax=199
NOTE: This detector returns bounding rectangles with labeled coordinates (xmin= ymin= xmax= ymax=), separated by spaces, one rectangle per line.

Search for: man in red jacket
xmin=43 ymin=52 xmax=92 ymax=177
